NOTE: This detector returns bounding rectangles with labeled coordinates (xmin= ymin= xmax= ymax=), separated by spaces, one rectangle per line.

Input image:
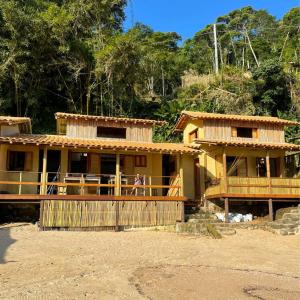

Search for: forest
xmin=0 ymin=1 xmax=299 ymax=141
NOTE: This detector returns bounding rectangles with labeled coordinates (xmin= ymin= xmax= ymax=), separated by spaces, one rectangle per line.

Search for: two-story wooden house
xmin=174 ymin=111 xmax=300 ymax=221
xmin=0 ymin=112 xmax=197 ymax=229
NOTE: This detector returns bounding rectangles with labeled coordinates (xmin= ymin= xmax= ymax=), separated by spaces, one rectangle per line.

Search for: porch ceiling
xmin=191 ymin=139 xmax=300 ymax=151
xmin=0 ymin=134 xmax=198 ymax=154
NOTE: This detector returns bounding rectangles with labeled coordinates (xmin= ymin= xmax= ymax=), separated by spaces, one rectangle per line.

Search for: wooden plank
xmin=206 ymin=193 xmax=300 ymax=200
xmin=0 ymin=194 xmax=188 ymax=202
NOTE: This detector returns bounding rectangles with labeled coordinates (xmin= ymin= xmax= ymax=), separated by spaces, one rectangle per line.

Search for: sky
xmin=124 ymin=0 xmax=300 ymax=41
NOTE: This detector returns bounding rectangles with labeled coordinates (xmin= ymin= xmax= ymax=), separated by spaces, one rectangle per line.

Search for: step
xmin=281 ymin=218 xmax=300 ymax=225
xmin=282 ymin=213 xmax=300 ymax=220
xmin=215 ymin=227 xmax=236 ymax=235
xmin=187 ymin=218 xmax=221 ymax=224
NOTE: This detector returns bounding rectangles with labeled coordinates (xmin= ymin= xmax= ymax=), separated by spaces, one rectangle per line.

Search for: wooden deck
xmin=205 ymin=177 xmax=300 ymax=200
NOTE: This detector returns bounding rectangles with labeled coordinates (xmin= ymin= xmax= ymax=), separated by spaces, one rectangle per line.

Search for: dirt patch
xmin=132 ymin=265 xmax=300 ymax=300
xmin=0 ymin=224 xmax=299 ymax=299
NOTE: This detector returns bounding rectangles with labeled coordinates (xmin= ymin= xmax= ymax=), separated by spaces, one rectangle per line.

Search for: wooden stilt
xmin=268 ymin=198 xmax=273 ymax=221
xmin=224 ymin=198 xmax=229 ymax=223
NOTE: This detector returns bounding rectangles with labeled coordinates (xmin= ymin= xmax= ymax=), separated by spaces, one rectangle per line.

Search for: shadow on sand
xmin=0 ymin=227 xmax=16 ymax=264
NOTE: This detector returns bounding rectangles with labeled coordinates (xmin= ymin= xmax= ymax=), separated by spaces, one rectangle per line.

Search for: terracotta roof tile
xmin=0 ymin=116 xmax=31 ymax=126
xmin=174 ymin=111 xmax=299 ymax=131
xmin=192 ymin=138 xmax=300 ymax=150
xmin=0 ymin=134 xmax=198 ymax=154
xmin=55 ymin=112 xmax=166 ymax=126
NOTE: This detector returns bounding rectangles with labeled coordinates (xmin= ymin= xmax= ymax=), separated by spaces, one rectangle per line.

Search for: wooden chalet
xmin=1 ymin=110 xmax=299 ymax=228
xmin=0 ymin=112 xmax=198 ymax=229
xmin=174 ymin=111 xmax=300 ymax=222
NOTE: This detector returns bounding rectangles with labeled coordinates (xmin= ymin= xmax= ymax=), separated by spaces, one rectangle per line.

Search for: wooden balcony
xmin=0 ymin=171 xmax=186 ymax=203
xmin=205 ymin=176 xmax=300 ymax=200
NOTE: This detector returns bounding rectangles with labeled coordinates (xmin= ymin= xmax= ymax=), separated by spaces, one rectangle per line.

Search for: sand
xmin=0 ymin=224 xmax=299 ymax=299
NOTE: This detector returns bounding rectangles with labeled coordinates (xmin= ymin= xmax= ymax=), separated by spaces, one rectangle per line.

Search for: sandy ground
xmin=0 ymin=224 xmax=300 ymax=300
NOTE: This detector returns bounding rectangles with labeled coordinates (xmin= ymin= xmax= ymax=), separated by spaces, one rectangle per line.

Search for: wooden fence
xmin=40 ymin=199 xmax=184 ymax=230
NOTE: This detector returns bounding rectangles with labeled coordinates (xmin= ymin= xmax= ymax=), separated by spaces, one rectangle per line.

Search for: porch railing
xmin=205 ymin=176 xmax=300 ymax=198
xmin=0 ymin=171 xmax=183 ymax=198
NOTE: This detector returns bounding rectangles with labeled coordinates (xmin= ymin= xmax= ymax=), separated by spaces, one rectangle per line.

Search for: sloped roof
xmin=192 ymin=138 xmax=300 ymax=151
xmin=174 ymin=111 xmax=299 ymax=131
xmin=0 ymin=134 xmax=198 ymax=154
xmin=55 ymin=112 xmax=166 ymax=126
xmin=0 ymin=116 xmax=31 ymax=126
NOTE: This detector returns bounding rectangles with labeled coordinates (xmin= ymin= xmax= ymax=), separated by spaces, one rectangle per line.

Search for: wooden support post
xmin=18 ymin=172 xmax=22 ymax=195
xmin=268 ymin=198 xmax=273 ymax=221
xmin=224 ymin=198 xmax=229 ymax=223
xmin=80 ymin=173 xmax=84 ymax=195
xmin=115 ymin=153 xmax=121 ymax=231
xmin=115 ymin=153 xmax=120 ymax=196
xmin=149 ymin=176 xmax=152 ymax=197
xmin=266 ymin=151 xmax=271 ymax=194
xmin=41 ymin=147 xmax=47 ymax=195
xmin=222 ymin=149 xmax=227 ymax=193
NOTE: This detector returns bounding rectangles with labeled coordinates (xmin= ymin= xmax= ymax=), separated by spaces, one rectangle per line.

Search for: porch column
xmin=222 ymin=148 xmax=227 ymax=193
xmin=115 ymin=153 xmax=121 ymax=196
xmin=268 ymin=198 xmax=273 ymax=221
xmin=266 ymin=151 xmax=271 ymax=193
xmin=41 ymin=147 xmax=48 ymax=195
xmin=115 ymin=153 xmax=120 ymax=232
xmin=224 ymin=198 xmax=229 ymax=223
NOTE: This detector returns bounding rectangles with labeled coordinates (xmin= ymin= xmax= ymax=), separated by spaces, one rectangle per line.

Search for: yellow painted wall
xmin=182 ymin=155 xmax=195 ymax=199
xmin=201 ymin=145 xmax=286 ymax=180
xmin=183 ymin=120 xmax=203 ymax=143
xmin=0 ymin=144 xmax=40 ymax=194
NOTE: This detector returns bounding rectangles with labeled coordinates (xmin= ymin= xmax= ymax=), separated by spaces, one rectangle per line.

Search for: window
xmin=189 ymin=129 xmax=198 ymax=142
xmin=135 ymin=155 xmax=147 ymax=167
xmin=97 ymin=126 xmax=126 ymax=139
xmin=232 ymin=127 xmax=257 ymax=138
xmin=8 ymin=151 xmax=33 ymax=171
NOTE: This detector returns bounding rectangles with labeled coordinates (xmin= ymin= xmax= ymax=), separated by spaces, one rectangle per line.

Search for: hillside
xmin=0 ymin=2 xmax=299 ymax=140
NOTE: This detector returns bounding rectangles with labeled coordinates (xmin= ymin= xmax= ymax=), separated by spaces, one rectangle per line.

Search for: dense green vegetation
xmin=0 ymin=1 xmax=299 ymax=140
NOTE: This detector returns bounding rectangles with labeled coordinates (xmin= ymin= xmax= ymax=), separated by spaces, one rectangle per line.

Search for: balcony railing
xmin=205 ymin=176 xmax=300 ymax=198
xmin=0 ymin=171 xmax=183 ymax=198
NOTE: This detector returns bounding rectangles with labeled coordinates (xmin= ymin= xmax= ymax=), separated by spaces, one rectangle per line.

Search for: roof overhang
xmin=55 ymin=112 xmax=166 ymax=126
xmin=0 ymin=134 xmax=198 ymax=155
xmin=192 ymin=139 xmax=300 ymax=151
xmin=173 ymin=111 xmax=300 ymax=132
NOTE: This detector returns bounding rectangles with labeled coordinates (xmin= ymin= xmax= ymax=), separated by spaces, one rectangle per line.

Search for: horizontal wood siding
xmin=66 ymin=119 xmax=152 ymax=142
xmin=203 ymin=120 xmax=285 ymax=143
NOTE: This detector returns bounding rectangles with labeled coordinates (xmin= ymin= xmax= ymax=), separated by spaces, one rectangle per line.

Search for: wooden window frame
xmin=231 ymin=126 xmax=258 ymax=139
xmin=189 ymin=129 xmax=198 ymax=142
xmin=135 ymin=155 xmax=147 ymax=167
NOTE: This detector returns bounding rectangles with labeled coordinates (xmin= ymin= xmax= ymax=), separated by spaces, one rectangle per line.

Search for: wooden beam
xmin=268 ymin=198 xmax=273 ymax=221
xmin=41 ymin=147 xmax=47 ymax=195
xmin=115 ymin=153 xmax=120 ymax=196
xmin=224 ymin=198 xmax=229 ymax=223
